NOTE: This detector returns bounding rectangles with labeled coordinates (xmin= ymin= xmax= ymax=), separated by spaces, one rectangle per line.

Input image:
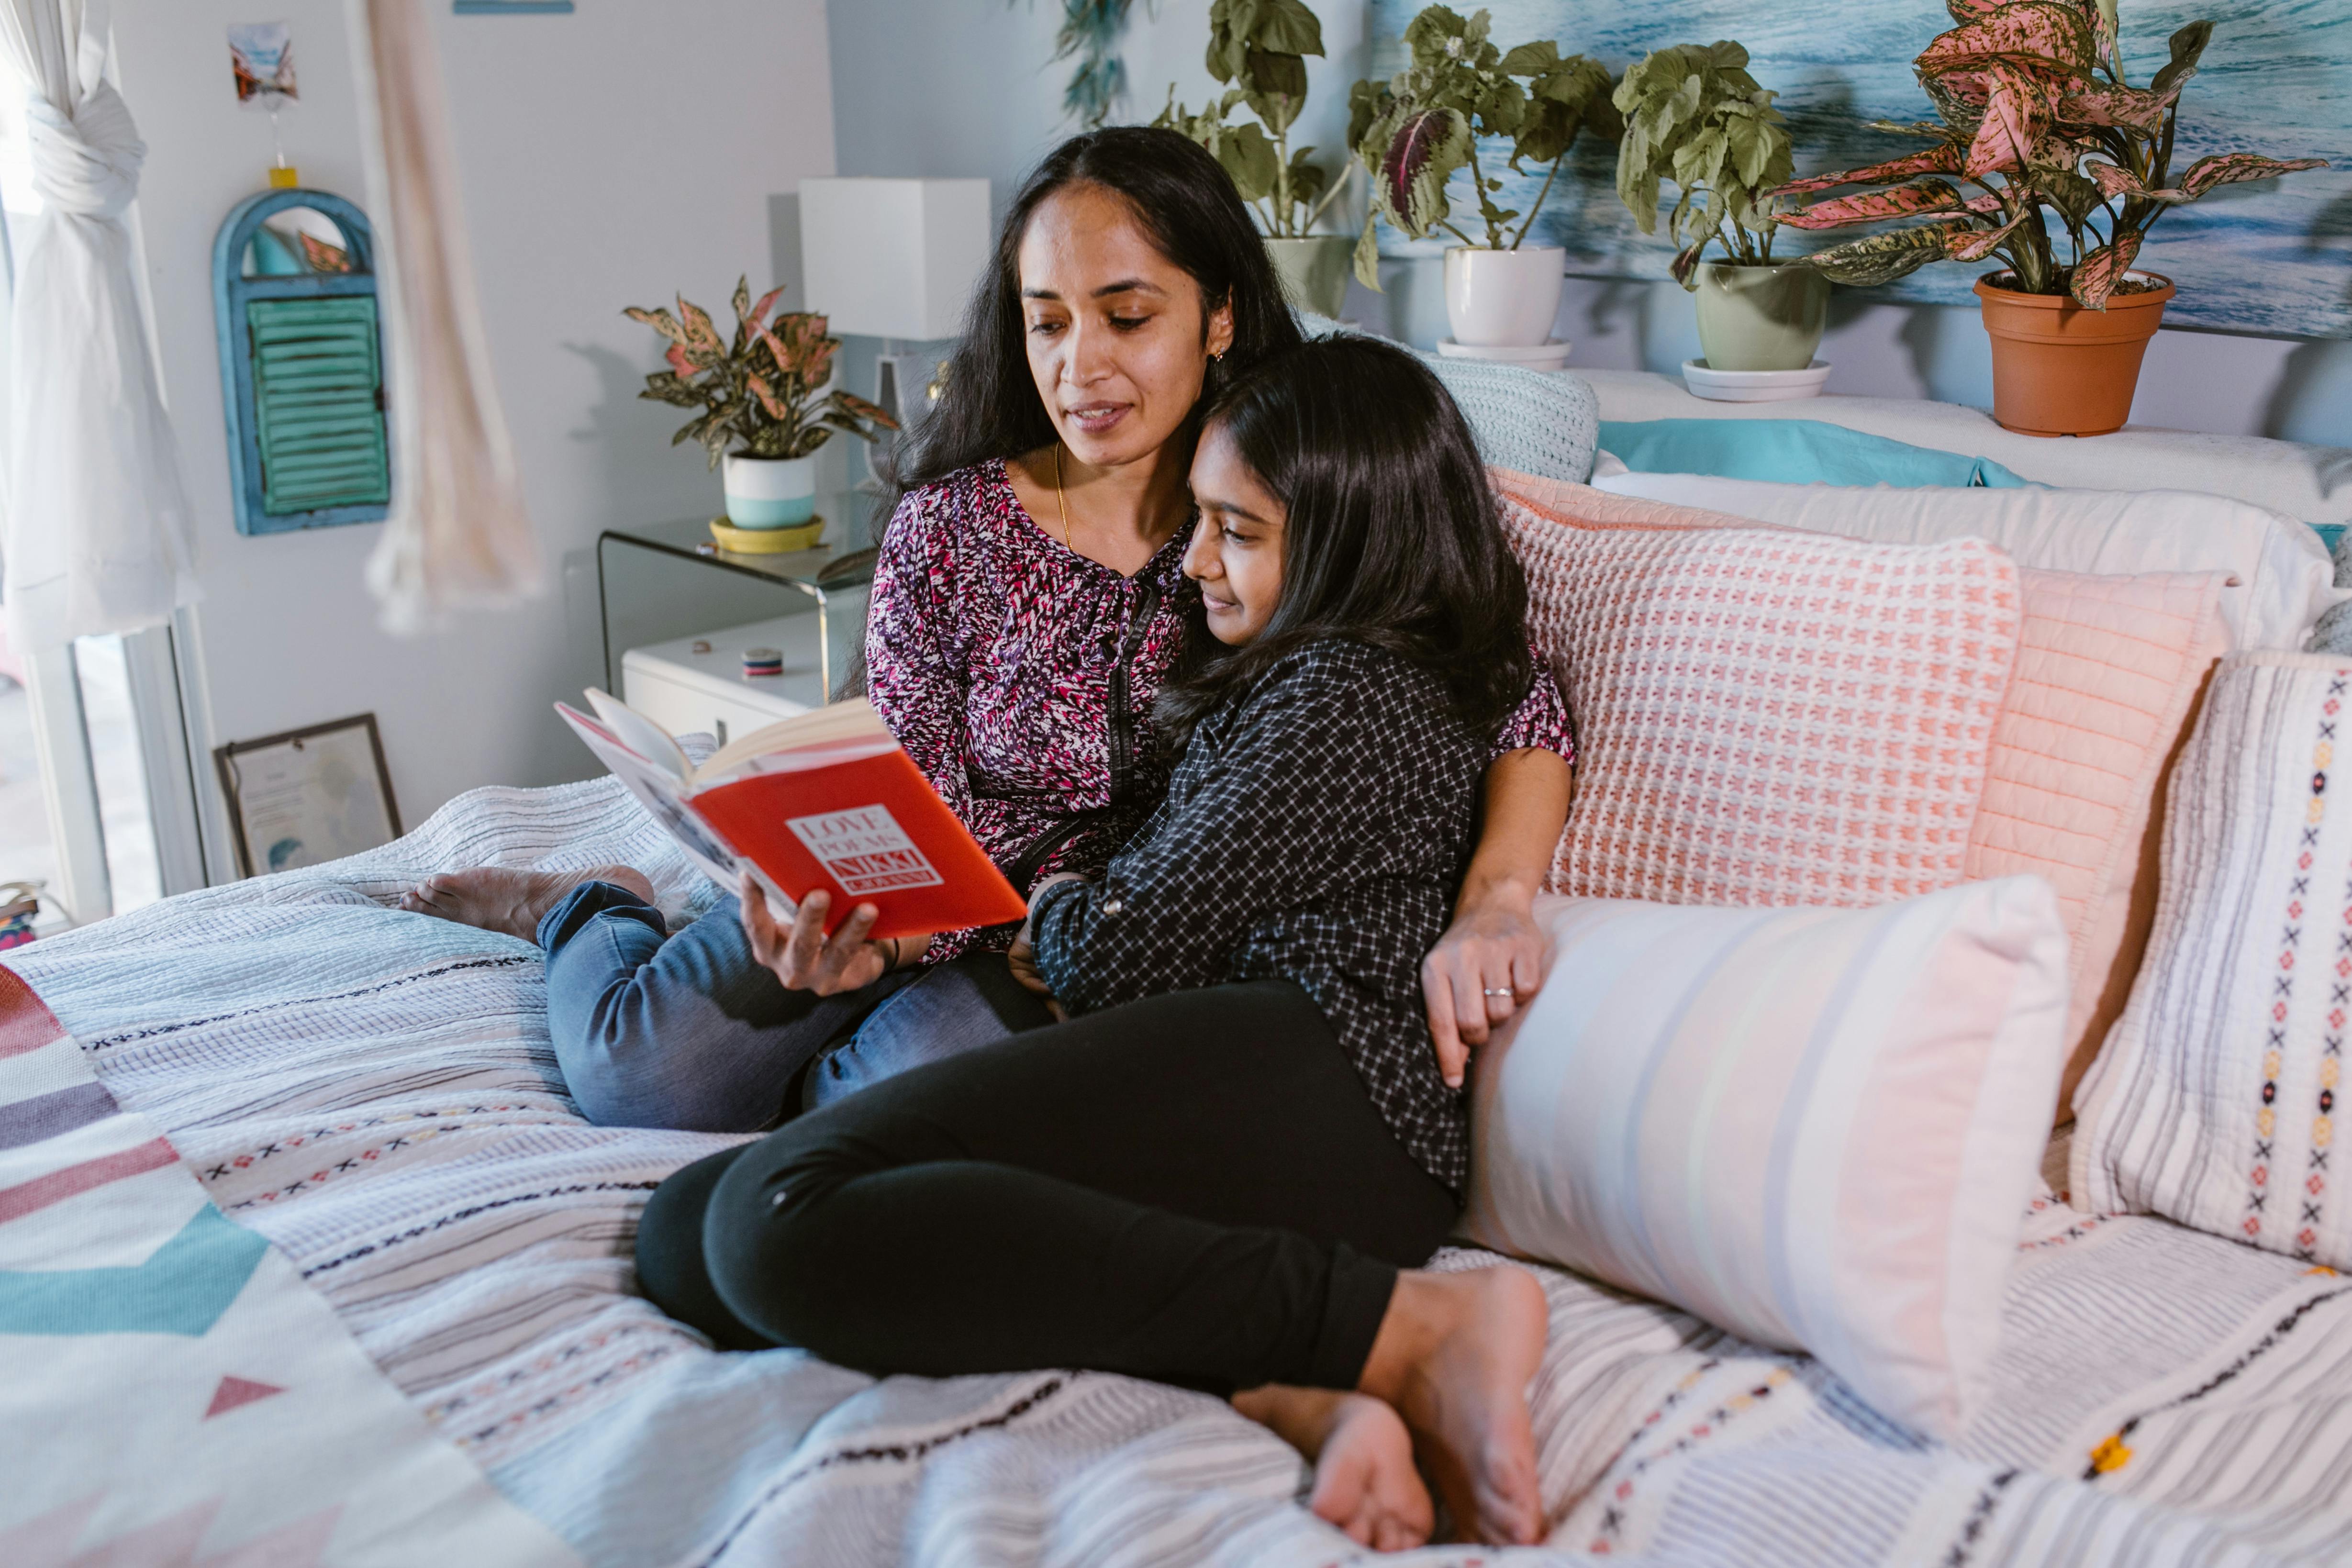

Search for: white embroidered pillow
xmin=2075 ymin=652 xmax=2352 ymax=1266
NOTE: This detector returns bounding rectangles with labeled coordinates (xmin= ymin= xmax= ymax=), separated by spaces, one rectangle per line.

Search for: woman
xmin=403 ymin=125 xmax=1570 ymax=1144
xmin=640 ymin=339 xmax=1553 ymax=1547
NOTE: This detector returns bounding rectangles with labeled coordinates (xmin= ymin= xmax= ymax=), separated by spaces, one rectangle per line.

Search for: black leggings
xmin=635 ymin=980 xmax=1460 ymax=1392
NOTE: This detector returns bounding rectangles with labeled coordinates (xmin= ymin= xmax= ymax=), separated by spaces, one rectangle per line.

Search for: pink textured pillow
xmin=1961 ymin=567 xmax=2229 ymax=1123
xmin=1498 ymin=478 xmax=2022 ymax=907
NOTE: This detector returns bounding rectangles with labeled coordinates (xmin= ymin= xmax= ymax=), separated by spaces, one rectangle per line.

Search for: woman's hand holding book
xmin=738 ymin=873 xmax=901 ymax=996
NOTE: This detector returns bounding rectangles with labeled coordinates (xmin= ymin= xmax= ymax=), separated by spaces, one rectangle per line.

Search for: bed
xmin=9 ymin=773 xmax=2352 ymax=1567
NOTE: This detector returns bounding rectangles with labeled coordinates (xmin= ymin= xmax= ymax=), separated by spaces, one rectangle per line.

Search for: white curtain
xmin=0 ymin=0 xmax=197 ymax=652
xmin=348 ymin=0 xmax=540 ymax=634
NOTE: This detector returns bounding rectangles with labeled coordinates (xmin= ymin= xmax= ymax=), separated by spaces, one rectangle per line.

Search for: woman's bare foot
xmin=1231 ymin=1385 xmax=1434 ymax=1551
xmin=1355 ymin=1264 xmax=1548 ymax=1546
xmin=399 ymin=864 xmax=657 ymax=941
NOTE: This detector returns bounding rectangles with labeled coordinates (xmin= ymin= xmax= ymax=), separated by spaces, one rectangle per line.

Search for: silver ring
xmin=1483 ymin=988 xmax=1515 ymax=999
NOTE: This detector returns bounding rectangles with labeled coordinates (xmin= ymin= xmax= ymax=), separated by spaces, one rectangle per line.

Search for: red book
xmin=557 ymin=691 xmax=1025 ymax=939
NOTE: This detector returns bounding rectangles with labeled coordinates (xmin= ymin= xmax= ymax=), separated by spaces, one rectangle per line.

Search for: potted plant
xmin=1614 ymin=42 xmax=1821 ymax=376
xmin=1348 ymin=5 xmax=1616 ymax=348
xmin=625 ymin=277 xmax=897 ymax=546
xmin=1772 ymin=3 xmax=2327 ymax=436
xmin=1156 ymin=0 xmax=1357 ymax=316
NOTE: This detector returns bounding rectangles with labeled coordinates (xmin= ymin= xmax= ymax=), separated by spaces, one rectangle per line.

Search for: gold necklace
xmin=1051 ymin=442 xmax=1075 ymax=552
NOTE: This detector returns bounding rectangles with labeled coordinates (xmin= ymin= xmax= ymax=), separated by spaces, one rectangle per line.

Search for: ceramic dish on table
xmin=1680 ymin=358 xmax=1832 ymax=403
xmin=1437 ymin=337 xmax=1574 ymax=373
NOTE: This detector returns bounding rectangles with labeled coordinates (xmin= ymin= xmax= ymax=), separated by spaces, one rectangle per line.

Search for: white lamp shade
xmin=799 ymin=177 xmax=992 ymax=341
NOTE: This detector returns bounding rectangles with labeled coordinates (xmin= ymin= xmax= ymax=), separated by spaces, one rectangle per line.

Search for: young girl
xmin=402 ymin=127 xmax=1571 ymax=1137
xmin=636 ymin=338 xmax=1556 ymax=1548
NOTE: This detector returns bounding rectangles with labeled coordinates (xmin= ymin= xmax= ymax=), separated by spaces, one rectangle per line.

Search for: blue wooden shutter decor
xmin=213 ymin=189 xmax=392 ymax=535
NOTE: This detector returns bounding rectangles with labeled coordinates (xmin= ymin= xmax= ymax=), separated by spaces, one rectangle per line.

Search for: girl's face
xmin=1183 ymin=422 xmax=1285 ymax=645
xmin=1017 ymin=183 xmax=1235 ymax=472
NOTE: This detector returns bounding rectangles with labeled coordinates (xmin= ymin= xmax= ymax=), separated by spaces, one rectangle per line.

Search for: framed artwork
xmin=213 ymin=713 xmax=402 ymax=879
xmin=1365 ymin=0 xmax=2352 ymax=338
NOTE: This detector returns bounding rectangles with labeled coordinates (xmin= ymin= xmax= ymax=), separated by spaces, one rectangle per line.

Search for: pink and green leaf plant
xmin=625 ymin=277 xmax=897 ymax=467
xmin=1772 ymin=2 xmax=2327 ymax=308
xmin=1345 ymin=5 xmax=1619 ymax=288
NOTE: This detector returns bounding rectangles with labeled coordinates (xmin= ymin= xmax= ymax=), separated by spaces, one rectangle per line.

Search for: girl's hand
xmin=738 ymin=874 xmax=892 ymax=995
xmin=1007 ymin=923 xmax=1051 ymax=996
xmin=1420 ymin=883 xmax=1544 ymax=1091
xmin=1007 ymin=872 xmax=1087 ymax=1011
xmin=1004 ymin=926 xmax=1066 ymax=1020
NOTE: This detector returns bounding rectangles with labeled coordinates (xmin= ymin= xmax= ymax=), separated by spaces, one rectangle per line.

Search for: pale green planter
xmin=1265 ymin=236 xmax=1354 ymax=319
xmin=1693 ymin=261 xmax=1831 ymax=372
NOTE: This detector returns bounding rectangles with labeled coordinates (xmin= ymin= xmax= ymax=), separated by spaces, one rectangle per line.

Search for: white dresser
xmin=620 ymin=612 xmax=826 ymax=748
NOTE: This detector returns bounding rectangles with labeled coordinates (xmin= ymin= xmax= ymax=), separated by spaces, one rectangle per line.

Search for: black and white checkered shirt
xmin=1030 ymin=638 xmax=1489 ymax=1192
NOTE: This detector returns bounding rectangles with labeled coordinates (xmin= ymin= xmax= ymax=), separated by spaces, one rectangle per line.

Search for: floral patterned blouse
xmin=865 ymin=458 xmax=1574 ymax=959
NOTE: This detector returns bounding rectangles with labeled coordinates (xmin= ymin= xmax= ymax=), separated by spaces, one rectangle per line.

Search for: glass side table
xmin=596 ymin=494 xmax=884 ymax=706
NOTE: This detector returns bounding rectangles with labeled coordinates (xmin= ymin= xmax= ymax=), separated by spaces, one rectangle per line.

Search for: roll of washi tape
xmin=741 ymin=647 xmax=784 ymax=678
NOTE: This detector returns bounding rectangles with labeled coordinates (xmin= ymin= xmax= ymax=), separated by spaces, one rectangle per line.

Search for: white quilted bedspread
xmin=11 ymin=777 xmax=2352 ymax=1567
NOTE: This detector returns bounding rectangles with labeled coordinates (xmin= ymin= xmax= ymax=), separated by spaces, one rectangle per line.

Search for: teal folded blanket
xmin=1599 ymin=418 xmax=2030 ymax=489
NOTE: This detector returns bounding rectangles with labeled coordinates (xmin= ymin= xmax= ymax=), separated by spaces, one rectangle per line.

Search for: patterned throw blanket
xmin=9 ymin=776 xmax=2352 ymax=1567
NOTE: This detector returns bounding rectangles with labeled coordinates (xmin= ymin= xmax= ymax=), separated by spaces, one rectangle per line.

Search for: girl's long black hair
xmin=883 ymin=125 xmax=1303 ymax=514
xmin=1154 ymin=336 xmax=1535 ymax=751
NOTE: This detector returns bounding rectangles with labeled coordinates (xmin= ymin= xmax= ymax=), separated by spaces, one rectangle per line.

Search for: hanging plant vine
xmin=1010 ymin=0 xmax=1141 ymax=129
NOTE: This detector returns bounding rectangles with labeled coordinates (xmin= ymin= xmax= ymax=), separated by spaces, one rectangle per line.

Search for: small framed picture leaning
xmin=213 ymin=712 xmax=402 ymax=878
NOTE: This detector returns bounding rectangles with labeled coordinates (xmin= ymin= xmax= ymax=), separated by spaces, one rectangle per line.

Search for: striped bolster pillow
xmin=1464 ymin=877 xmax=2070 ymax=1439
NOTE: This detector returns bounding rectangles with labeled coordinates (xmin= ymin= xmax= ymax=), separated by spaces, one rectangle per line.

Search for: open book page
xmin=584 ymin=688 xmax=693 ymax=779
xmin=556 ymin=703 xmax=793 ymax=914
xmin=688 ymin=698 xmax=894 ymax=786
xmin=561 ymin=690 xmax=1024 ymax=938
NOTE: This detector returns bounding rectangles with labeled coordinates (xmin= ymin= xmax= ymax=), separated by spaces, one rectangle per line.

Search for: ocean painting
xmin=1366 ymin=0 xmax=2352 ymax=337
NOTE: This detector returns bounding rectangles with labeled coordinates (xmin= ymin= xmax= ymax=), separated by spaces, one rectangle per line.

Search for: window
xmin=0 ymin=55 xmax=178 ymax=926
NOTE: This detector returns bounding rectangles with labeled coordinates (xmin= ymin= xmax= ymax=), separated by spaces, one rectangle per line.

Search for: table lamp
xmin=798 ymin=178 xmax=991 ymax=443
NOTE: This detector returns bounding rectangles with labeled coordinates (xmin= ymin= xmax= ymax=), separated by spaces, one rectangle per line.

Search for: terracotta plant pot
xmin=1974 ymin=271 xmax=2174 ymax=437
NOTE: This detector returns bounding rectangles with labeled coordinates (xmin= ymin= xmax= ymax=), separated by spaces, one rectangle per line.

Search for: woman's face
xmin=1017 ymin=182 xmax=1236 ymax=472
xmin=1183 ymin=422 xmax=1286 ymax=645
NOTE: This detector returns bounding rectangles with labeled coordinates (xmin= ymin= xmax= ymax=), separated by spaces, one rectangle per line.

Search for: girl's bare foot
xmin=1355 ymin=1264 xmax=1548 ymax=1546
xmin=399 ymin=864 xmax=657 ymax=941
xmin=1231 ymin=1385 xmax=1434 ymax=1551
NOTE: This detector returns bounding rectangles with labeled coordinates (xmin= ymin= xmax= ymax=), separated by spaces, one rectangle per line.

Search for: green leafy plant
xmin=1612 ymin=42 xmax=1795 ymax=287
xmin=1049 ymin=0 xmax=1136 ymax=130
xmin=1773 ymin=1 xmax=2328 ymax=307
xmin=1347 ymin=5 xmax=1618 ymax=287
xmin=1154 ymin=0 xmax=1350 ymax=239
xmin=625 ymin=278 xmax=897 ymax=467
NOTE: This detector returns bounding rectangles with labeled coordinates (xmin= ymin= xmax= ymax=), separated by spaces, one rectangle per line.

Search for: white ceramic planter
xmin=1443 ymin=245 xmax=1566 ymax=348
xmin=723 ymin=453 xmax=816 ymax=529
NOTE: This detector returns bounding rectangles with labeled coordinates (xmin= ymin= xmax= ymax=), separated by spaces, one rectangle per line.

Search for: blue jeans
xmin=539 ymin=881 xmax=1053 ymax=1131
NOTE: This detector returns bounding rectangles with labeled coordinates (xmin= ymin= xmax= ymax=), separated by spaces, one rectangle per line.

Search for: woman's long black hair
xmin=1154 ymin=336 xmax=1535 ymax=751
xmin=883 ymin=125 xmax=1303 ymax=515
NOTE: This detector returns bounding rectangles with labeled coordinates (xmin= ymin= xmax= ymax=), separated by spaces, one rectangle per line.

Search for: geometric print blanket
xmin=0 ymin=969 xmax=575 ymax=1567
xmin=9 ymin=775 xmax=2352 ymax=1567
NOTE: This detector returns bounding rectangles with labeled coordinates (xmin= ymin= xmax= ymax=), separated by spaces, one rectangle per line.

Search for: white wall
xmin=828 ymin=0 xmax=2352 ymax=452
xmin=116 ymin=0 xmax=836 ymax=837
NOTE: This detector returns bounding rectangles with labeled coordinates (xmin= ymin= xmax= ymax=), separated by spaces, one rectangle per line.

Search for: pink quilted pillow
xmin=1961 ymin=568 xmax=2228 ymax=1123
xmin=1498 ymin=479 xmax=2022 ymax=907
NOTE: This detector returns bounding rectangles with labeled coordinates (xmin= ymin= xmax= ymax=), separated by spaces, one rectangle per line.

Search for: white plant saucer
xmin=1681 ymin=358 xmax=1832 ymax=402
xmin=1437 ymin=337 xmax=1573 ymax=372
